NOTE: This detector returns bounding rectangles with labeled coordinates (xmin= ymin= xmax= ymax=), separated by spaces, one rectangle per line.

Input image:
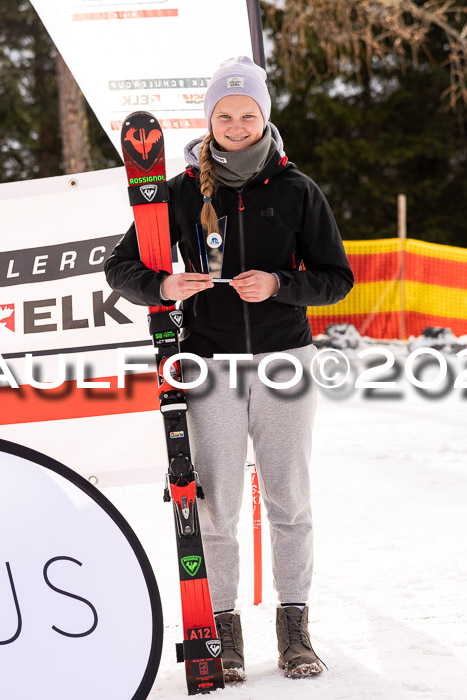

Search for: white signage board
xmin=30 ymin=0 xmax=254 ymax=168
xmin=0 ymin=168 xmax=170 ymax=486
xmin=0 ymin=439 xmax=163 ymax=699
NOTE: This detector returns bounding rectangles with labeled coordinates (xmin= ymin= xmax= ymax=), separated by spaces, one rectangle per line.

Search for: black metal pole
xmin=246 ymin=0 xmax=266 ymax=69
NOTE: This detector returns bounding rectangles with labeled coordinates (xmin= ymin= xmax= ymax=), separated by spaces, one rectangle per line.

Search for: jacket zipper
xmin=237 ymin=191 xmax=252 ymax=354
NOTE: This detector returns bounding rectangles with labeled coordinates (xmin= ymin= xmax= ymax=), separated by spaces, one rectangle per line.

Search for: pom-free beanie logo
xmin=227 ymin=77 xmax=244 ymax=88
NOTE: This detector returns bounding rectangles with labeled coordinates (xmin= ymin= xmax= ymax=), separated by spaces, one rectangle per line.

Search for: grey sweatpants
xmin=183 ymin=345 xmax=318 ymax=612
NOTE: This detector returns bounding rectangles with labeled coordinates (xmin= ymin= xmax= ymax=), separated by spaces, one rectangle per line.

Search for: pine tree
xmin=0 ymin=0 xmax=119 ymax=182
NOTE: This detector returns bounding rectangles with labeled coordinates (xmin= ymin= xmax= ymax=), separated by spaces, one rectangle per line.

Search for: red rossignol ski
xmin=121 ymin=111 xmax=224 ymax=695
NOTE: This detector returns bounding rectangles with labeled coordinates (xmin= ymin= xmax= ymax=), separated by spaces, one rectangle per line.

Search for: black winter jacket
xmin=104 ymin=149 xmax=354 ymax=356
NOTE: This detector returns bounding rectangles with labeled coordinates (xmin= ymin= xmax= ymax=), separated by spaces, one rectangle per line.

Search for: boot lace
xmin=216 ymin=618 xmax=237 ymax=652
xmin=282 ymin=608 xmax=306 ymax=644
xmin=281 ymin=608 xmax=329 ymax=670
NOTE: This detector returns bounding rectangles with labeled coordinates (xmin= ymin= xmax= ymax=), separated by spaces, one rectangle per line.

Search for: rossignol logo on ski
xmin=129 ymin=175 xmax=165 ymax=185
xmin=169 ymin=310 xmax=183 ymax=328
xmin=122 ymin=113 xmax=164 ymax=172
xmin=140 ymin=184 xmax=157 ymax=202
xmin=206 ymin=640 xmax=221 ymax=658
xmin=181 ymin=555 xmax=202 ymax=577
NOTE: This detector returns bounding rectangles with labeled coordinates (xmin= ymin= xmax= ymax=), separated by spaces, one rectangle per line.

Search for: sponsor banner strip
xmin=108 ymin=78 xmax=210 ymax=90
xmin=111 ymin=118 xmax=207 ymax=131
xmin=2 ymin=339 xmax=151 ymax=360
xmin=0 ymin=234 xmax=122 ymax=287
xmin=0 ymin=373 xmax=160 ymax=425
xmin=73 ymin=9 xmax=178 ymax=22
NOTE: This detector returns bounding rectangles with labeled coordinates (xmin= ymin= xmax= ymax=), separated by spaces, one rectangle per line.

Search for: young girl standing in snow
xmin=105 ymin=56 xmax=353 ymax=681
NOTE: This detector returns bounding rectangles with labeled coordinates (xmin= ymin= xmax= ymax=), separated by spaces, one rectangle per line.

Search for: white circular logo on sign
xmin=0 ymin=439 xmax=162 ymax=700
xmin=207 ymin=233 xmax=222 ymax=249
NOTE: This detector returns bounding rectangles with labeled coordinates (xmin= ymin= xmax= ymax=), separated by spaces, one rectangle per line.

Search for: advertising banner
xmin=29 ymin=0 xmax=254 ymax=168
xmin=0 ymin=168 xmax=173 ymax=486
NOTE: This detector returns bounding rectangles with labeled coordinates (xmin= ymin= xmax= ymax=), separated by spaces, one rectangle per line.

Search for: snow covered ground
xmin=104 ymin=381 xmax=467 ymax=700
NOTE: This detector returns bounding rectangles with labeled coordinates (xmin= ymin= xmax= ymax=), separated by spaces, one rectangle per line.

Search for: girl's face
xmin=211 ymin=95 xmax=264 ymax=152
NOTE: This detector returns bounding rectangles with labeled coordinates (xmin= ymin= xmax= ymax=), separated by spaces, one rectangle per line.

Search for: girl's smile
xmin=211 ymin=95 xmax=264 ymax=152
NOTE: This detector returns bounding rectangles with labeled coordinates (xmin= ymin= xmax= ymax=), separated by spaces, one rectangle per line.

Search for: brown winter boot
xmin=276 ymin=605 xmax=324 ymax=678
xmin=215 ymin=611 xmax=246 ymax=682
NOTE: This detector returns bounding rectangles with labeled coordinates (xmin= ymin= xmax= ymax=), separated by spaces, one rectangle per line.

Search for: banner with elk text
xmin=0 ymin=168 xmax=172 ymax=486
xmin=29 ymin=0 xmax=254 ymax=169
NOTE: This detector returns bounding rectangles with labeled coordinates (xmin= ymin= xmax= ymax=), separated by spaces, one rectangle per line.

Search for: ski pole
xmin=249 ymin=460 xmax=262 ymax=605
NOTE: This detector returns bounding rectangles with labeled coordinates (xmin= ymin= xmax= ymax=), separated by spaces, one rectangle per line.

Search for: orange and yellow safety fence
xmin=307 ymin=238 xmax=467 ymax=340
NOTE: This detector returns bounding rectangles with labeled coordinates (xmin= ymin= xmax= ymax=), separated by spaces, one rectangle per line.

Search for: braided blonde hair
xmin=198 ymin=132 xmax=219 ymax=234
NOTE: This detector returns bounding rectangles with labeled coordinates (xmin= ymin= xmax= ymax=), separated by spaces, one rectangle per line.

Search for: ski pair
xmin=121 ymin=111 xmax=224 ymax=695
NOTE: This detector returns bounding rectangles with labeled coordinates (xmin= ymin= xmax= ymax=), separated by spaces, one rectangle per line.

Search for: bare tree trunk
xmin=56 ymin=53 xmax=92 ymax=174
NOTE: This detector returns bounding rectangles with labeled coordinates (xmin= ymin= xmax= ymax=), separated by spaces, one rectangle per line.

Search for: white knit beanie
xmin=204 ymin=56 xmax=271 ymax=130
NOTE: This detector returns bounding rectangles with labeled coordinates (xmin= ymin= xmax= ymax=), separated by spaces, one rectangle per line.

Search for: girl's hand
xmin=161 ymin=273 xmax=213 ymax=301
xmin=230 ymin=270 xmax=279 ymax=302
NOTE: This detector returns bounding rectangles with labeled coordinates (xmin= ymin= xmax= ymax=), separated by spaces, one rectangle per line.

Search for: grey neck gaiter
xmin=210 ymin=124 xmax=275 ymax=188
